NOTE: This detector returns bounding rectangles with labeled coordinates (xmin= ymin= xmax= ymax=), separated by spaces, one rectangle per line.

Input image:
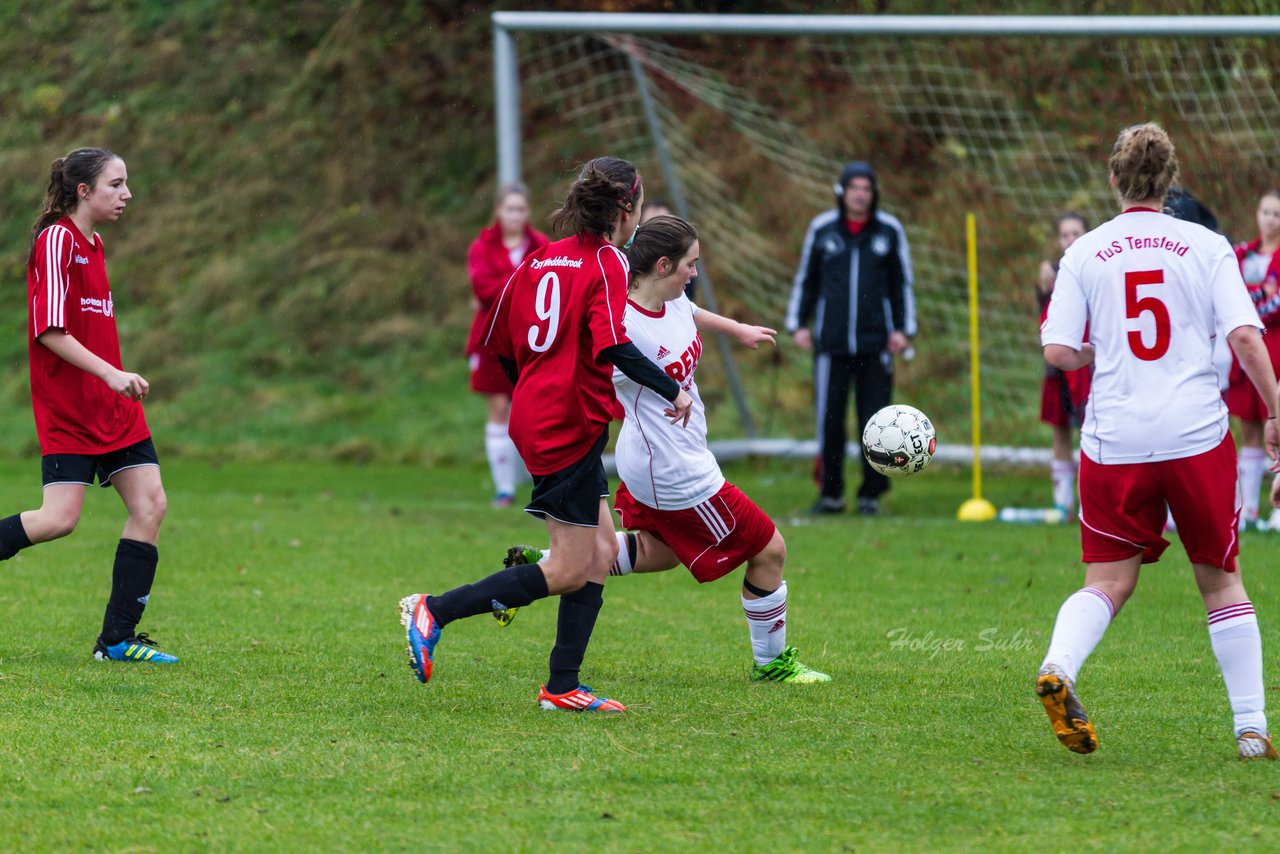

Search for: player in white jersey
xmin=1035 ymin=123 xmax=1280 ymax=760
xmin=500 ymin=216 xmax=830 ymax=683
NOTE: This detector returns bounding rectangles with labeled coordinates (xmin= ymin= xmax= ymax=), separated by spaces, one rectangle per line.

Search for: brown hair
xmin=1108 ymin=123 xmax=1178 ymax=204
xmin=1056 ymin=211 xmax=1090 ymax=233
xmin=495 ymin=181 xmax=530 ymax=206
xmin=626 ymin=215 xmax=698 ymax=288
xmin=548 ymin=156 xmax=641 ymax=239
xmin=31 ymin=147 xmax=119 ymax=245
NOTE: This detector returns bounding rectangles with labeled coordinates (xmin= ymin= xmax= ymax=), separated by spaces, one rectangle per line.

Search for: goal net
xmin=508 ymin=23 xmax=1280 ymax=453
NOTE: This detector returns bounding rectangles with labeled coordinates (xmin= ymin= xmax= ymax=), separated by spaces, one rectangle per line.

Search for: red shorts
xmin=613 ymin=480 xmax=777 ymax=583
xmin=468 ymin=346 xmax=513 ymax=395
xmin=1040 ymin=368 xmax=1091 ymax=428
xmin=1078 ymin=435 xmax=1240 ymax=571
xmin=1225 ymin=328 xmax=1280 ymax=421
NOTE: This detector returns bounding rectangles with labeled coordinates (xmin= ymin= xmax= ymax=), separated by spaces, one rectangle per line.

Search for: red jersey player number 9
xmin=528 ymin=272 xmax=561 ymax=353
xmin=1125 ymin=269 xmax=1171 ymax=361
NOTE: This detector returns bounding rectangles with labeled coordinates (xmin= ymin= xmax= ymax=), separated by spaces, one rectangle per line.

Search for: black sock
xmin=427 ymin=562 xmax=549 ymax=626
xmin=100 ymin=539 xmax=159 ymax=645
xmin=742 ymin=577 xmax=779 ymax=598
xmin=0 ymin=514 xmax=33 ymax=561
xmin=623 ymin=532 xmax=637 ymax=567
xmin=546 ymin=581 xmax=604 ymax=694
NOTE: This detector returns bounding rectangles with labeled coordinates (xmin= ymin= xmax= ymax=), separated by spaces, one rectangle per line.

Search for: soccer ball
xmin=862 ymin=404 xmax=936 ymax=477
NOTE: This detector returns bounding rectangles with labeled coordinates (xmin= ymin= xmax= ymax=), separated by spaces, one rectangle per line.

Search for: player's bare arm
xmin=1228 ymin=324 xmax=1278 ymax=423
xmin=1043 ymin=342 xmax=1095 ymax=372
xmin=792 ymin=327 xmax=812 ymax=351
xmin=37 ymin=329 xmax=149 ymax=400
xmin=693 ymin=309 xmax=776 ymax=349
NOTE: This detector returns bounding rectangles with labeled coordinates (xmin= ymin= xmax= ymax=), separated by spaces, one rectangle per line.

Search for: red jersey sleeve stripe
xmin=42 ymin=226 xmax=72 ymax=333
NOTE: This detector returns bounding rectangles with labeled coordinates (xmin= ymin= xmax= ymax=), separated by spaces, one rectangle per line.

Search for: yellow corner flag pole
xmin=958 ymin=212 xmax=997 ymax=522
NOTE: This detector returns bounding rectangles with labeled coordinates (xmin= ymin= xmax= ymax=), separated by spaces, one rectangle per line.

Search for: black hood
xmin=835 ymin=160 xmax=879 ymax=220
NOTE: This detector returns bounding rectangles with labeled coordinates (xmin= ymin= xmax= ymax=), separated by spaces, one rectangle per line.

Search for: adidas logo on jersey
xmin=655 ymin=346 xmax=671 ymax=360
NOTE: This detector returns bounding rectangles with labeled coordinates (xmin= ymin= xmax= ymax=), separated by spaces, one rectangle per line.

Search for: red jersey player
xmin=1224 ymin=190 xmax=1280 ymax=530
xmin=1035 ymin=212 xmax=1091 ymax=517
xmin=498 ymin=216 xmax=830 ymax=683
xmin=398 ymin=157 xmax=692 ymax=713
xmin=0 ymin=148 xmax=176 ymax=663
xmin=1036 ymin=124 xmax=1280 ymax=760
xmin=465 ymin=182 xmax=549 ymax=507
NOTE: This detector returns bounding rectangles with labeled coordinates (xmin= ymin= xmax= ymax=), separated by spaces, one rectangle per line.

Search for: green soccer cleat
xmin=492 ymin=544 xmax=544 ymax=627
xmin=750 ymin=646 xmax=831 ymax=683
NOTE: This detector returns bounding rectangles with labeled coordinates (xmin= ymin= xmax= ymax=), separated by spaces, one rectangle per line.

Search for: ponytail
xmin=1108 ymin=124 xmax=1178 ymax=205
xmin=549 ymin=156 xmax=641 ymax=239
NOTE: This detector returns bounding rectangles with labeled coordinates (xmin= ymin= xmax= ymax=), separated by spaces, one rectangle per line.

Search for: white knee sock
xmin=1051 ymin=460 xmax=1076 ymax=511
xmin=1041 ymin=587 xmax=1114 ymax=684
xmin=742 ymin=581 xmax=787 ymax=665
xmin=609 ymin=532 xmax=634 ymax=576
xmin=484 ymin=422 xmax=518 ymax=498
xmin=1239 ymin=447 xmax=1266 ymax=522
xmin=1207 ymin=601 xmax=1267 ymax=737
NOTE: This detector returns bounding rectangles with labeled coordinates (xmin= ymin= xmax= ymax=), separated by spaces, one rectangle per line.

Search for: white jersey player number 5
xmin=1126 ymin=269 xmax=1170 ymax=361
xmin=527 ymin=271 xmax=561 ymax=353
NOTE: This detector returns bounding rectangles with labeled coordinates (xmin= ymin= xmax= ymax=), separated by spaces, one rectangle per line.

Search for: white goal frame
xmin=493 ymin=12 xmax=1280 ymax=186
xmin=490 ymin=12 xmax=1280 ymax=465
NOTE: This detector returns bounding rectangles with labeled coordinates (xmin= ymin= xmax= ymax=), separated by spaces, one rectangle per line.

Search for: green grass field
xmin=1 ymin=456 xmax=1278 ymax=852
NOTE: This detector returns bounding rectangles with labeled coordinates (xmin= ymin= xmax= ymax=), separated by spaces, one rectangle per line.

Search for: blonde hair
xmin=1108 ymin=123 xmax=1178 ymax=204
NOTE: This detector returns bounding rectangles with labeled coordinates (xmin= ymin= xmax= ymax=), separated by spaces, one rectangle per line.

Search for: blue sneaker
xmin=398 ymin=594 xmax=441 ymax=683
xmin=93 ymin=633 xmax=178 ymax=663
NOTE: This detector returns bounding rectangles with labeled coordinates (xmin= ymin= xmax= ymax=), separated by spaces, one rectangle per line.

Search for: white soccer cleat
xmin=1237 ymin=731 xmax=1279 ymax=760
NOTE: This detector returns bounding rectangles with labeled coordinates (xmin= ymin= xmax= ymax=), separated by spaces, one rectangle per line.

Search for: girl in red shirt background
xmin=0 ymin=147 xmax=176 ymax=663
xmin=466 ymin=183 xmax=549 ymax=507
xmin=1225 ymin=190 xmax=1280 ymax=531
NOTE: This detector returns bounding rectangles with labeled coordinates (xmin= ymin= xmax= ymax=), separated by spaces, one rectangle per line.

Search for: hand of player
xmin=665 ymin=389 xmax=693 ymax=427
xmin=107 ymin=369 xmax=149 ymax=401
xmin=1265 ymin=417 xmax=1280 ymax=473
xmin=887 ymin=331 xmax=909 ymax=354
xmin=735 ymin=323 xmax=777 ymax=349
xmin=793 ymin=328 xmax=812 ymax=352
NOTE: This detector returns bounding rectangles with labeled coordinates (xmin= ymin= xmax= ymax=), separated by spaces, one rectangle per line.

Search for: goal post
xmin=491 ymin=12 xmax=1280 ymax=462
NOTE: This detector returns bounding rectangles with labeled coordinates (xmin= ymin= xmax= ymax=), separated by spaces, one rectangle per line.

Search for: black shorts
xmin=42 ymin=438 xmax=160 ymax=489
xmin=525 ymin=428 xmax=609 ymax=527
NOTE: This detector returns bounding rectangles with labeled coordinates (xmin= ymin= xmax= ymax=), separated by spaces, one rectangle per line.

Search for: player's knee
xmin=130 ymin=486 xmax=167 ymax=531
xmin=42 ymin=512 xmax=79 ymax=541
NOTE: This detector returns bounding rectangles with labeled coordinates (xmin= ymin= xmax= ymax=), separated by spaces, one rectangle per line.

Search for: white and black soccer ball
xmin=862 ymin=404 xmax=937 ymax=477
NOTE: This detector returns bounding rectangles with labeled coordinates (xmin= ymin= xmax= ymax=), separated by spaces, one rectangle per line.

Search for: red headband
xmin=628 ymin=173 xmax=641 ymax=198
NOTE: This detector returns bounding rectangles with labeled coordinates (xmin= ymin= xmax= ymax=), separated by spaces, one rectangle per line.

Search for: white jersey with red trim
xmin=1041 ymin=208 xmax=1262 ymax=464
xmin=613 ymin=295 xmax=725 ymax=510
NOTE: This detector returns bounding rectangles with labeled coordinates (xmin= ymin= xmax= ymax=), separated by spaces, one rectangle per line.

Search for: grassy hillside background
xmin=0 ymin=0 xmax=1276 ymax=464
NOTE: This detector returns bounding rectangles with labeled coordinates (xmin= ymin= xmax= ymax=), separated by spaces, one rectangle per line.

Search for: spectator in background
xmin=1225 ymin=190 xmax=1280 ymax=531
xmin=786 ymin=161 xmax=916 ymax=516
xmin=466 ymin=183 xmax=549 ymax=507
xmin=1036 ymin=212 xmax=1091 ymax=518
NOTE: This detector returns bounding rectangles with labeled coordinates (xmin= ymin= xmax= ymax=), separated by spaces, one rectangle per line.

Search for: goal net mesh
xmin=514 ymin=31 xmax=1280 ymax=447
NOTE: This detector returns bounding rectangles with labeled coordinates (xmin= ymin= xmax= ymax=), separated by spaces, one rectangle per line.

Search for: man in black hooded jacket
xmin=785 ymin=161 xmax=917 ymax=515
